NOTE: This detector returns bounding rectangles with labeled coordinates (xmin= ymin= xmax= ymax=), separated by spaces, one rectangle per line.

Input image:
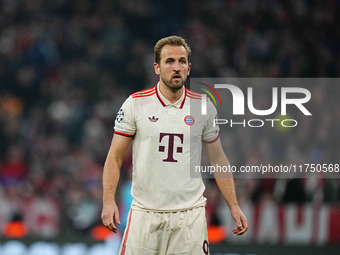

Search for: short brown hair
xmin=154 ymin=35 xmax=192 ymax=64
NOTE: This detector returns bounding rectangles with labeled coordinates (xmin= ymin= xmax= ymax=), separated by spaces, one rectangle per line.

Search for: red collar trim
xmin=155 ymin=85 xmax=167 ymax=107
xmin=156 ymin=83 xmax=186 ymax=108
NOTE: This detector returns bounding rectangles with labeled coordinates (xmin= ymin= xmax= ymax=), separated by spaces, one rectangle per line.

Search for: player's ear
xmin=187 ymin=63 xmax=191 ymax=75
xmin=154 ymin=62 xmax=160 ymax=75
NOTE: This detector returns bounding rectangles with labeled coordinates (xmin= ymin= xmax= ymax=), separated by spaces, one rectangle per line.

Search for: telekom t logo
xmin=158 ymin=133 xmax=184 ymax=162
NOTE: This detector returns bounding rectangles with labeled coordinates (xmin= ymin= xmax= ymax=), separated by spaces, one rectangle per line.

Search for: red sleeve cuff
xmin=203 ymin=134 xmax=219 ymax=144
xmin=114 ymin=131 xmax=135 ymax=137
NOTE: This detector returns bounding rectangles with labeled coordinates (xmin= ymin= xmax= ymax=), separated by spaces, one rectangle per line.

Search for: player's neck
xmin=159 ymin=82 xmax=184 ymax=104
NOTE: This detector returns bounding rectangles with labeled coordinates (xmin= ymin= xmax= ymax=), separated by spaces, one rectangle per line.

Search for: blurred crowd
xmin=0 ymin=0 xmax=339 ymax=238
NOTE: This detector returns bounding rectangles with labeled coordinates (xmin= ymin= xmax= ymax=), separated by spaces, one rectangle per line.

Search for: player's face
xmin=154 ymin=45 xmax=191 ymax=92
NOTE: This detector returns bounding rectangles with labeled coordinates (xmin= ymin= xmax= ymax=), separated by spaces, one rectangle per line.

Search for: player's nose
xmin=173 ymin=61 xmax=180 ymax=72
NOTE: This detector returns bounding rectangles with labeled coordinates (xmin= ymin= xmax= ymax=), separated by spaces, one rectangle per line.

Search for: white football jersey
xmin=114 ymin=83 xmax=219 ymax=211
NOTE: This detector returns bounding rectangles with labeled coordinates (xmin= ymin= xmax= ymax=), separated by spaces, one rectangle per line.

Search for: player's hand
xmin=230 ymin=205 xmax=248 ymax=235
xmin=101 ymin=200 xmax=121 ymax=233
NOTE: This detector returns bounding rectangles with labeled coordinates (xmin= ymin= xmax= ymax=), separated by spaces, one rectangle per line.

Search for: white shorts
xmin=118 ymin=206 xmax=210 ymax=255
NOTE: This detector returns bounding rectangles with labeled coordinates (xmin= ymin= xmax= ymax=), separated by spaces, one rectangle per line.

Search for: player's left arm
xmin=204 ymin=138 xmax=248 ymax=235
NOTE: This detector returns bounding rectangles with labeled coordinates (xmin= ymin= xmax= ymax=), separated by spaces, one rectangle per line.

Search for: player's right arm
xmin=101 ymin=134 xmax=132 ymax=233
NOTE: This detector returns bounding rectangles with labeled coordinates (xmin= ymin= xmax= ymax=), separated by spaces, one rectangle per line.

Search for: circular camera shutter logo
xmin=116 ymin=109 xmax=124 ymax=123
xmin=184 ymin=115 xmax=195 ymax=126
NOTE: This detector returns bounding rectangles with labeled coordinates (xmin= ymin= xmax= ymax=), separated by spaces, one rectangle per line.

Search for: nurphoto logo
xmin=194 ymin=79 xmax=312 ymax=128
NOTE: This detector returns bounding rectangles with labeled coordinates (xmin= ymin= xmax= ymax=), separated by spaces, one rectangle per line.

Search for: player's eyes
xmin=165 ymin=59 xmax=186 ymax=65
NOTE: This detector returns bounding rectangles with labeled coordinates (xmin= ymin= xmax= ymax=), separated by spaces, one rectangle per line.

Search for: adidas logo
xmin=148 ymin=116 xmax=159 ymax=122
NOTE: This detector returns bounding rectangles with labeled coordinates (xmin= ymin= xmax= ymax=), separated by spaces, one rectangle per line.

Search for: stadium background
xmin=0 ymin=0 xmax=339 ymax=254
